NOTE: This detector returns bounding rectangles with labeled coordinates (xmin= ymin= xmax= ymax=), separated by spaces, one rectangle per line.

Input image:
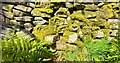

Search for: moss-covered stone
xmin=54 ymin=7 xmax=70 ymax=17
xmin=32 ymin=25 xmax=56 ymax=41
xmin=84 ymin=4 xmax=99 ymax=11
xmin=49 ymin=16 xmax=65 ymax=26
xmin=84 ymin=11 xmax=96 ymax=18
xmin=31 ymin=8 xmax=53 ymax=17
xmin=70 ymin=11 xmax=86 ymax=21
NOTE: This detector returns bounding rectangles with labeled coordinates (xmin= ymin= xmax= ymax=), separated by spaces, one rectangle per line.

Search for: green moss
xmin=84 ymin=11 xmax=96 ymax=18
xmin=101 ymin=29 xmax=112 ymax=38
xmin=49 ymin=16 xmax=65 ymax=25
xmin=85 ymin=4 xmax=99 ymax=11
xmin=32 ymin=8 xmax=53 ymax=16
xmin=82 ymin=35 xmax=92 ymax=41
xmin=102 ymin=4 xmax=112 ymax=9
xmin=62 ymin=31 xmax=75 ymax=42
xmin=57 ymin=25 xmax=67 ymax=33
xmin=70 ymin=11 xmax=86 ymax=21
xmin=32 ymin=25 xmax=56 ymax=41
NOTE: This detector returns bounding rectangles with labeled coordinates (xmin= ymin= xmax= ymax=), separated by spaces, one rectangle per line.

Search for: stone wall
xmin=1 ymin=2 xmax=120 ymax=50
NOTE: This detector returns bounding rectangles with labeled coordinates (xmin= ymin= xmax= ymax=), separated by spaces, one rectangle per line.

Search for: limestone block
xmin=96 ymin=31 xmax=104 ymax=38
xmin=44 ymin=35 xmax=59 ymax=45
xmin=4 ymin=11 xmax=14 ymax=18
xmin=3 ymin=4 xmax=14 ymax=11
xmin=33 ymin=20 xmax=48 ymax=25
xmin=110 ymin=30 xmax=118 ymax=37
xmin=34 ymin=17 xmax=44 ymax=21
xmin=14 ymin=17 xmax=23 ymax=21
xmin=14 ymin=5 xmax=27 ymax=12
xmin=68 ymin=33 xmax=78 ymax=43
xmin=23 ymin=16 xmax=32 ymax=22
xmin=13 ymin=9 xmax=21 ymax=16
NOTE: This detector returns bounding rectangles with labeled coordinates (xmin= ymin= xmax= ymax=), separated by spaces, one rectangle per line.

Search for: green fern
xmin=0 ymin=31 xmax=55 ymax=61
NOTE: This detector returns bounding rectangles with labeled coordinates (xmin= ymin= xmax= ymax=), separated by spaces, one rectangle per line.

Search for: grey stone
xmin=108 ymin=19 xmax=119 ymax=24
xmin=44 ymin=35 xmax=59 ymax=44
xmin=3 ymin=5 xmax=14 ymax=11
xmin=65 ymin=2 xmax=73 ymax=8
xmin=14 ymin=5 xmax=27 ymax=12
xmin=54 ymin=7 xmax=70 ymax=17
xmin=68 ymin=33 xmax=78 ymax=43
xmin=98 ymin=2 xmax=104 ymax=7
xmin=10 ymin=20 xmax=17 ymax=25
xmin=33 ymin=20 xmax=48 ymax=25
xmin=24 ymin=27 xmax=33 ymax=32
xmin=26 ymin=7 xmax=32 ymax=12
xmin=34 ymin=17 xmax=44 ymax=21
xmin=110 ymin=30 xmax=118 ymax=36
xmin=56 ymin=40 xmax=67 ymax=50
xmin=13 ymin=9 xmax=22 ymax=16
xmin=109 ymin=24 xmax=118 ymax=30
xmin=4 ymin=11 xmax=14 ymax=18
xmin=14 ymin=17 xmax=23 ymax=21
xmin=96 ymin=31 xmax=104 ymax=38
xmin=24 ymin=23 xmax=33 ymax=28
xmin=23 ymin=16 xmax=32 ymax=22
xmin=108 ymin=37 xmax=114 ymax=41
xmin=27 ymin=3 xmax=35 ymax=8
xmin=17 ymin=22 xmax=24 ymax=26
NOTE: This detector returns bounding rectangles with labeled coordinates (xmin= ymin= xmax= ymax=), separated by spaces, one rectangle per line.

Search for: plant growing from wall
xmin=1 ymin=31 xmax=55 ymax=61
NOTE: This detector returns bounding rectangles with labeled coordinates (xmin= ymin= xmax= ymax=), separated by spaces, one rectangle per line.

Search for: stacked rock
xmin=1 ymin=2 xmax=119 ymax=50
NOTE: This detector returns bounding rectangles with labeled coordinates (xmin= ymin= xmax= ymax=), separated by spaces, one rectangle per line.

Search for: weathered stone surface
xmin=27 ymin=3 xmax=35 ymax=8
xmin=44 ymin=35 xmax=59 ymax=45
xmin=54 ymin=7 xmax=70 ymax=18
xmin=109 ymin=24 xmax=118 ymax=30
xmin=65 ymin=2 xmax=73 ymax=8
xmin=96 ymin=31 xmax=104 ymax=38
xmin=108 ymin=37 xmax=114 ymax=41
xmin=33 ymin=20 xmax=48 ymax=25
xmin=31 ymin=8 xmax=53 ymax=16
xmin=26 ymin=7 xmax=32 ymax=12
xmin=24 ymin=23 xmax=33 ymax=28
xmin=70 ymin=11 xmax=85 ymax=21
xmin=110 ymin=30 xmax=118 ymax=36
xmin=98 ymin=2 xmax=104 ymax=7
xmin=14 ymin=17 xmax=23 ymax=21
xmin=10 ymin=20 xmax=17 ymax=25
xmin=68 ymin=33 xmax=78 ymax=43
xmin=56 ymin=40 xmax=67 ymax=50
xmin=4 ymin=11 xmax=14 ymax=18
xmin=107 ymin=19 xmax=119 ymax=24
xmin=84 ymin=11 xmax=96 ymax=18
xmin=34 ymin=17 xmax=44 ymax=21
xmin=13 ymin=9 xmax=23 ymax=16
xmin=23 ymin=16 xmax=32 ymax=22
xmin=14 ymin=5 xmax=27 ymax=12
xmin=85 ymin=4 xmax=99 ymax=11
xmin=2 ymin=4 xmax=14 ymax=11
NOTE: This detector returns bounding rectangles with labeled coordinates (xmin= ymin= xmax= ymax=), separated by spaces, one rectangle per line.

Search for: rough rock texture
xmin=1 ymin=2 xmax=119 ymax=50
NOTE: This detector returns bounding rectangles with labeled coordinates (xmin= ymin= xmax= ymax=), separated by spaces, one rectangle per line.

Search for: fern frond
xmin=1 ymin=31 xmax=55 ymax=61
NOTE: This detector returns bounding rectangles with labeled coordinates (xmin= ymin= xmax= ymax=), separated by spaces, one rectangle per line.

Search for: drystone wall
xmin=0 ymin=2 xmax=120 ymax=50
